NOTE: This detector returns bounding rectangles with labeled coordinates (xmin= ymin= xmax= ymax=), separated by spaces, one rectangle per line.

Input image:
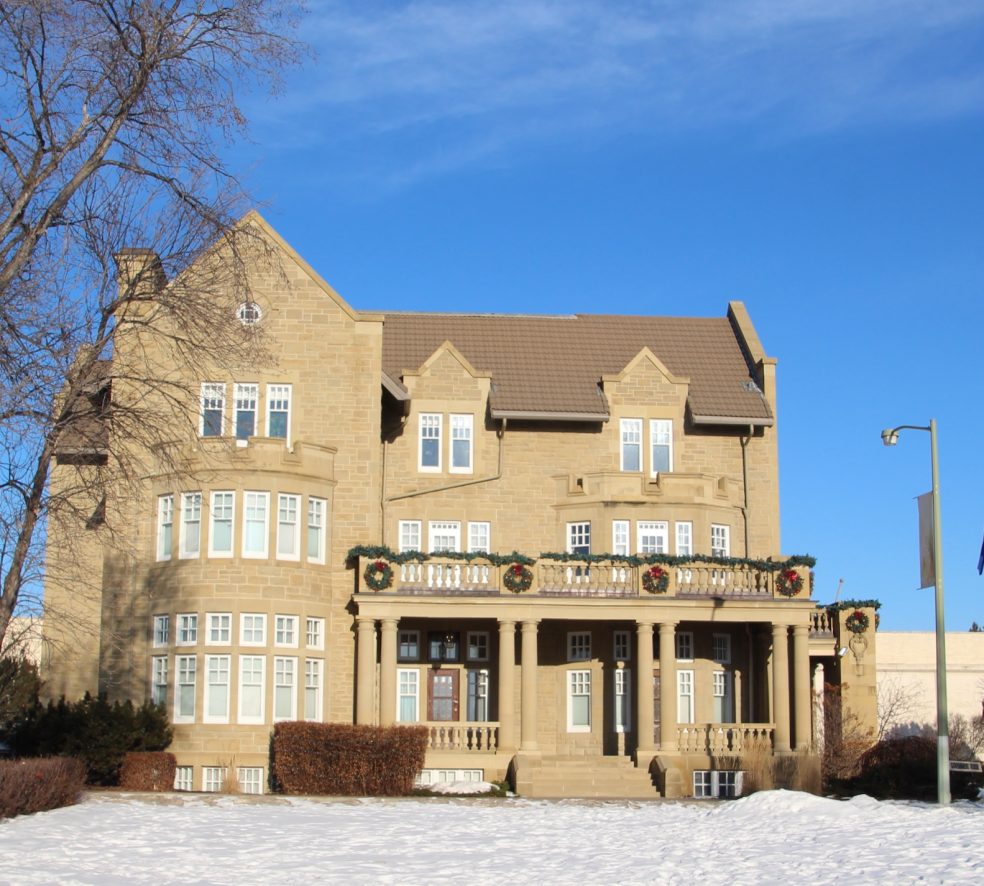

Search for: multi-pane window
xmin=693 ymin=770 xmax=712 ymax=798
xmin=176 ymin=614 xmax=198 ymax=646
xmin=466 ymin=632 xmax=489 ymax=662
xmin=209 ymin=491 xmax=234 ymax=556
xmin=153 ymin=615 xmax=169 ymax=647
xmin=712 ymin=634 xmax=732 ymax=664
xmin=238 ymin=767 xmax=264 ymax=795
xmin=243 ymin=491 xmax=269 ymax=558
xmin=711 ymin=524 xmax=731 ymax=558
xmin=429 ymin=521 xmax=460 ymax=553
xmin=693 ymin=770 xmax=742 ymax=799
xmin=450 ymin=414 xmax=473 ymax=473
xmin=175 ymin=655 xmax=196 ymax=723
xmin=612 ymin=520 xmax=630 ymax=556
xmin=398 ymin=630 xmax=420 ymax=661
xmin=307 ymin=497 xmax=326 ymax=563
xmin=240 ymin=614 xmax=266 ymax=646
xmin=428 ymin=631 xmax=459 ymax=662
xmin=568 ymin=670 xmax=591 ymax=732
xmin=274 ymin=657 xmax=297 ymax=721
xmin=207 ymin=613 xmax=231 ymax=645
xmin=267 ymin=384 xmax=291 ymax=440
xmin=304 ymin=659 xmax=323 ymax=722
xmin=650 ymin=419 xmax=673 ymax=475
xmin=419 ymin=413 xmax=442 ymax=471
xmin=238 ymin=655 xmax=265 ymax=724
xmin=204 ymin=655 xmax=230 ymax=723
xmin=568 ymin=632 xmax=591 ymax=662
xmin=567 ymin=522 xmax=591 ymax=555
xmin=398 ymin=668 xmax=419 ymax=722
xmin=614 ymin=668 xmax=631 ymax=732
xmin=399 ymin=520 xmax=422 ymax=554
xmin=467 ymin=522 xmax=490 ymax=554
xmin=713 ymin=670 xmax=733 ymax=723
xmin=675 ymin=631 xmax=694 ymax=661
xmin=275 ymin=615 xmax=298 ymax=647
xmin=467 ymin=669 xmax=489 ymax=722
xmin=676 ymin=521 xmax=693 ymax=556
xmin=180 ymin=493 xmax=202 ymax=558
xmin=234 ymin=383 xmax=258 ymax=441
xmin=200 ymin=383 xmax=225 ymax=437
xmin=677 ymin=670 xmax=694 ymax=724
xmin=613 ymin=630 xmax=630 ymax=661
xmin=306 ymin=617 xmax=324 ymax=650
xmin=277 ymin=494 xmax=300 ymax=560
xmin=203 ymin=767 xmax=227 ymax=793
xmin=151 ymin=656 xmax=168 ymax=706
xmin=157 ymin=495 xmax=174 ymax=561
xmin=637 ymin=521 xmax=669 ymax=555
xmin=174 ymin=766 xmax=194 ymax=792
xmin=620 ymin=418 xmax=642 ymax=471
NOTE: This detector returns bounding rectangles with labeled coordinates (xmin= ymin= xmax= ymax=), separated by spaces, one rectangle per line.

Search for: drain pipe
xmin=739 ymin=424 xmax=753 ymax=555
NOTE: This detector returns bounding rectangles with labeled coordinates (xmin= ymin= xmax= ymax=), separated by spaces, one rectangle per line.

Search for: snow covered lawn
xmin=1 ymin=790 xmax=982 ymax=885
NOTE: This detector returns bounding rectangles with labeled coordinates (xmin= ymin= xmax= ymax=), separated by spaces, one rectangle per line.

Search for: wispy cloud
xmin=251 ymin=0 xmax=984 ymax=189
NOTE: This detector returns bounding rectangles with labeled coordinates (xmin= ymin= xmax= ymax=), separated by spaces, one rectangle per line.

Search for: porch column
xmin=658 ymin=622 xmax=678 ymax=752
xmin=772 ymin=623 xmax=791 ymax=752
xmin=792 ymin=623 xmax=811 ymax=751
xmin=498 ymin=620 xmax=517 ymax=752
xmin=734 ymin=669 xmax=743 ymax=724
xmin=378 ymin=618 xmax=398 ymax=727
xmin=636 ymin=621 xmax=655 ymax=753
xmin=355 ymin=617 xmax=377 ymax=725
xmin=520 ymin=619 xmax=540 ymax=752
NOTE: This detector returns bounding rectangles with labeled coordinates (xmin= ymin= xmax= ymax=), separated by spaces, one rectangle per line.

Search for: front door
xmin=428 ymin=669 xmax=460 ymax=721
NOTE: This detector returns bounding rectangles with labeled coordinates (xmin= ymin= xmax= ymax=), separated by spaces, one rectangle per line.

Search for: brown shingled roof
xmin=381 ymin=313 xmax=772 ymax=422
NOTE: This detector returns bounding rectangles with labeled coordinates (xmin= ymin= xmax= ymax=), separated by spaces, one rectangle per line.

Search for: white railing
xmin=676 ymin=723 xmax=775 ymax=755
xmin=537 ymin=562 xmax=637 ymax=597
xmin=398 ymin=559 xmax=496 ymax=592
xmin=424 ymin=722 xmax=499 ymax=752
xmin=809 ymin=608 xmax=834 ymax=636
xmin=674 ymin=567 xmax=771 ymax=597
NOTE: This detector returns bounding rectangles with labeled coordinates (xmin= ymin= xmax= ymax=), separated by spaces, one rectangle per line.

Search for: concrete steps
xmin=515 ymin=755 xmax=661 ymax=799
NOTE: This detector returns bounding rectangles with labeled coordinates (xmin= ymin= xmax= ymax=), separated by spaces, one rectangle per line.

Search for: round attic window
xmin=236 ymin=301 xmax=262 ymax=326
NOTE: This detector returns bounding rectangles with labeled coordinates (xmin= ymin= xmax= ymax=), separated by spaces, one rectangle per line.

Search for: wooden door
xmin=428 ymin=669 xmax=460 ymax=721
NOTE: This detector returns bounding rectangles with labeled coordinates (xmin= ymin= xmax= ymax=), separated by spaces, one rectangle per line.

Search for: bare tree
xmin=0 ymin=0 xmax=303 ymax=648
xmin=876 ymin=676 xmax=924 ymax=741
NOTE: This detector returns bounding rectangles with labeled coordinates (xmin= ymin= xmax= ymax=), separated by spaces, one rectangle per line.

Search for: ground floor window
xmin=174 ymin=766 xmax=193 ymax=792
xmin=567 ymin=669 xmax=591 ymax=732
xmin=304 ymin=658 xmax=323 ymax=722
xmin=466 ymin=669 xmax=489 ymax=721
xmin=693 ymin=770 xmax=743 ymax=799
xmin=237 ymin=767 xmax=264 ymax=795
xmin=614 ymin=668 xmax=631 ymax=732
xmin=398 ymin=668 xmax=419 ymax=722
xmin=677 ymin=670 xmax=694 ymax=724
xmin=202 ymin=766 xmax=227 ymax=792
xmin=416 ymin=769 xmax=483 ymax=786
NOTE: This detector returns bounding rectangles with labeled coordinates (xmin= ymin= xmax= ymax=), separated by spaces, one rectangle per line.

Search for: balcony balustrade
xmin=676 ymin=723 xmax=775 ymax=755
xmin=424 ymin=721 xmax=499 ymax=752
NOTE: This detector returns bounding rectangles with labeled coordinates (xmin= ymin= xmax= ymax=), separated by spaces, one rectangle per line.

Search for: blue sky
xmin=230 ymin=0 xmax=984 ymax=630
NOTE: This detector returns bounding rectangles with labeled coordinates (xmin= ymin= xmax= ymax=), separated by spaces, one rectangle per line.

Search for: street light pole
xmin=881 ymin=419 xmax=950 ymax=804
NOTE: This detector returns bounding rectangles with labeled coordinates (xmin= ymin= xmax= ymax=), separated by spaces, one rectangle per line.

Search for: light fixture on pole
xmin=881 ymin=419 xmax=950 ymax=805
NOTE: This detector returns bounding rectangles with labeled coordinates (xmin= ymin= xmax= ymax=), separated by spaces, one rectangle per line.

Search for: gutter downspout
xmin=739 ymin=424 xmax=753 ymax=556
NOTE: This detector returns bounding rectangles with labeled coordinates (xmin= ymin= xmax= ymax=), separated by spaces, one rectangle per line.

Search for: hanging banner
xmin=918 ymin=491 xmax=935 ymax=589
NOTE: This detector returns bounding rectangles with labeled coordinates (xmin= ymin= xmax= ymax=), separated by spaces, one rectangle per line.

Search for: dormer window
xmin=237 ymin=302 xmax=262 ymax=326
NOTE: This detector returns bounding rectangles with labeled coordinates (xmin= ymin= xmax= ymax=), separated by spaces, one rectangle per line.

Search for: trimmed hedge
xmin=119 ymin=751 xmax=177 ymax=792
xmin=273 ymin=722 xmax=428 ymax=796
xmin=0 ymin=757 xmax=85 ymax=819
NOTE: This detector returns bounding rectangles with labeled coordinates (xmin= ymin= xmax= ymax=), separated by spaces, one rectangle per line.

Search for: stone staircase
xmin=514 ymin=754 xmax=661 ymax=799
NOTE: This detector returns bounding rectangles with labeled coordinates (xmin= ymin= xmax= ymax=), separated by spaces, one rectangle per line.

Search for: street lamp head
xmin=881 ymin=428 xmax=899 ymax=447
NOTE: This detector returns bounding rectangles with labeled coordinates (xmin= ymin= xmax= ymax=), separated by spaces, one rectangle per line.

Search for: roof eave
xmin=490 ymin=409 xmax=609 ymax=423
xmin=690 ymin=414 xmax=775 ymax=427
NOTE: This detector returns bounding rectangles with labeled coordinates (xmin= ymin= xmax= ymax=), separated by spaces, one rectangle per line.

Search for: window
xmin=676 ymin=521 xmax=693 ymax=556
xmin=274 ymin=657 xmax=297 ymax=721
xmin=466 ymin=632 xmax=489 ymax=662
xmin=467 ymin=522 xmax=490 ymax=554
xmin=176 ymin=614 xmax=198 ymax=646
xmin=675 ymin=631 xmax=694 ymax=661
xmin=467 ymin=669 xmax=489 ymax=722
xmin=243 ymin=491 xmax=269 ymax=558
xmin=612 ymin=520 xmax=629 ymax=557
xmin=637 ymin=521 xmax=669 ymax=555
xmin=238 ymin=655 xmax=265 ymax=724
xmin=275 ymin=615 xmax=298 ymax=647
xmin=151 ymin=656 xmax=168 ymax=706
xmin=238 ymin=767 xmax=264 ymax=795
xmin=209 ymin=491 xmax=234 ymax=556
xmin=153 ymin=615 xmax=169 ymax=647
xmin=399 ymin=520 xmax=422 ymax=554
xmin=712 ymin=633 xmax=732 ymax=664
xmin=306 ymin=617 xmax=324 ymax=650
xmin=450 ymin=414 xmax=473 ymax=473
xmin=266 ymin=383 xmax=291 ymax=440
xmin=620 ymin=418 xmax=642 ymax=471
xmin=200 ymin=383 xmax=224 ymax=437
xmin=613 ymin=630 xmax=630 ymax=661
xmin=568 ymin=632 xmax=591 ymax=662
xmin=157 ymin=495 xmax=174 ymax=561
xmin=419 ymin=413 xmax=442 ymax=471
xmin=179 ymin=493 xmax=202 ymax=558
xmin=693 ymin=770 xmax=743 ymax=799
xmin=428 ymin=631 xmax=459 ymax=662
xmin=304 ymin=659 xmax=323 ymax=722
xmin=567 ymin=522 xmax=591 ymax=555
xmin=711 ymin=524 xmax=731 ymax=558
xmin=398 ymin=668 xmax=419 ymax=722
xmin=236 ymin=302 xmax=262 ymax=326
xmin=713 ymin=670 xmax=733 ymax=723
xmin=614 ymin=669 xmax=631 ymax=732
xmin=234 ymin=383 xmax=258 ymax=441
xmin=677 ymin=670 xmax=694 ymax=724
xmin=174 ymin=766 xmax=193 ymax=792
xmin=277 ymin=494 xmax=300 ymax=560
xmin=398 ymin=630 xmax=420 ymax=661
xmin=568 ymin=670 xmax=591 ymax=732
xmin=428 ymin=521 xmax=460 ymax=553
xmin=204 ymin=655 xmax=230 ymax=723
xmin=203 ymin=767 xmax=227 ymax=793
xmin=174 ymin=655 xmax=196 ymax=723
xmin=650 ymin=419 xmax=673 ymax=475
xmin=207 ymin=613 xmax=231 ymax=645
xmin=307 ymin=497 xmax=326 ymax=563
xmin=240 ymin=613 xmax=266 ymax=646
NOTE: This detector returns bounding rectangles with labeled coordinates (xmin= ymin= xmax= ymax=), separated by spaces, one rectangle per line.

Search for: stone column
xmin=772 ymin=623 xmax=791 ymax=752
xmin=734 ymin=669 xmax=743 ymax=724
xmin=378 ymin=618 xmax=398 ymax=727
xmin=792 ymin=623 xmax=811 ymax=751
xmin=355 ymin=617 xmax=377 ymax=725
xmin=520 ymin=619 xmax=540 ymax=752
xmin=636 ymin=621 xmax=655 ymax=753
xmin=498 ymin=620 xmax=517 ymax=752
xmin=658 ymin=622 xmax=678 ymax=752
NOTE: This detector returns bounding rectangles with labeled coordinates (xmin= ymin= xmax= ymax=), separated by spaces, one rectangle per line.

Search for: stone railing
xmin=396 ymin=559 xmax=499 ymax=594
xmin=808 ymin=608 xmax=835 ymax=637
xmin=424 ymin=721 xmax=499 ymax=752
xmin=536 ymin=561 xmax=637 ymax=597
xmin=676 ymin=723 xmax=775 ymax=755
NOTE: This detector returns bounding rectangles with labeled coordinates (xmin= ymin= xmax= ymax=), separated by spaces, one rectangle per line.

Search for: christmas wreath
xmin=845 ymin=609 xmax=870 ymax=634
xmin=642 ymin=565 xmax=670 ymax=594
xmin=775 ymin=568 xmax=804 ymax=597
xmin=364 ymin=559 xmax=394 ymax=591
xmin=503 ymin=563 xmax=533 ymax=593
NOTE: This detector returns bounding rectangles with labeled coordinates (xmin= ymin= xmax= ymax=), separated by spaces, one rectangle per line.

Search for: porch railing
xmin=808 ymin=608 xmax=835 ymax=637
xmin=676 ymin=723 xmax=775 ymax=755
xmin=536 ymin=562 xmax=636 ymax=597
xmin=398 ymin=560 xmax=498 ymax=593
xmin=423 ymin=721 xmax=499 ymax=752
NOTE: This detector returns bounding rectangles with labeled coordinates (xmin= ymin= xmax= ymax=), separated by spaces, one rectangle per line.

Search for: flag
xmin=978 ymin=530 xmax=984 ymax=576
xmin=917 ymin=492 xmax=935 ymax=588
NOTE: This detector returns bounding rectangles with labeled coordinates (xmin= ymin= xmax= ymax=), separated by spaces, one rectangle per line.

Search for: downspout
xmin=380 ymin=415 xmax=408 ymax=547
xmin=739 ymin=424 xmax=753 ymax=556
